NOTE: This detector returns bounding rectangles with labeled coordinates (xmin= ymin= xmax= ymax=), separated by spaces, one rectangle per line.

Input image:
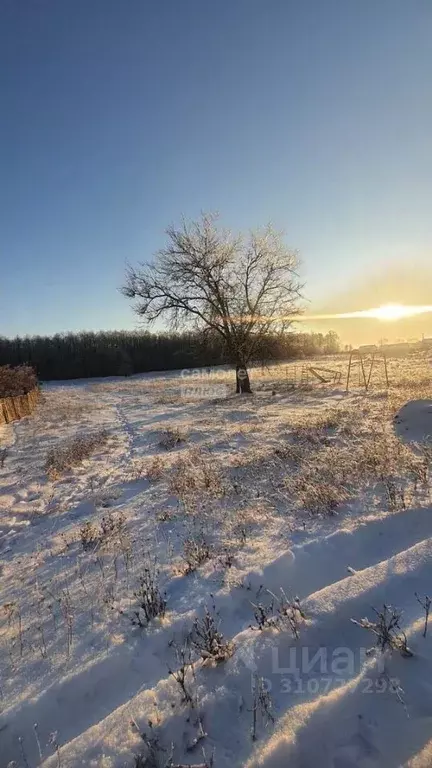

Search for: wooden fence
xmin=0 ymin=388 xmax=40 ymax=425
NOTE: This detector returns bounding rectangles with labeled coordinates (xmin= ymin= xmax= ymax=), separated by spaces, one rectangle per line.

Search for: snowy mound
xmin=394 ymin=399 xmax=432 ymax=444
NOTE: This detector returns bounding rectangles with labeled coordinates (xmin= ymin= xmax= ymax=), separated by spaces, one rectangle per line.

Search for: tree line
xmin=0 ymin=329 xmax=340 ymax=382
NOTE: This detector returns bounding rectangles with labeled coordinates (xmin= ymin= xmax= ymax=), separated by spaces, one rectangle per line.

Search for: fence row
xmin=0 ymin=388 xmax=40 ymax=425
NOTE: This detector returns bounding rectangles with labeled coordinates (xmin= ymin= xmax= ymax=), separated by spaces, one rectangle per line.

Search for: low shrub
xmin=170 ymin=450 xmax=224 ymax=499
xmin=182 ymin=533 xmax=213 ymax=573
xmin=79 ymin=511 xmax=126 ymax=551
xmin=131 ymin=564 xmax=167 ymax=627
xmin=351 ymin=604 xmax=413 ymax=657
xmin=45 ymin=429 xmax=108 ymax=478
xmin=159 ymin=427 xmax=187 ymax=450
xmin=0 ymin=364 xmax=38 ymax=397
xmin=189 ymin=606 xmax=234 ymax=663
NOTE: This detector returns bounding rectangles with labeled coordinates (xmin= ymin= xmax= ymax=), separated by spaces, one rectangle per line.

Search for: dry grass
xmin=295 ymin=476 xmax=351 ymax=515
xmin=145 ymin=456 xmax=166 ymax=481
xmin=387 ymin=377 xmax=432 ymax=414
xmin=45 ymin=429 xmax=109 ymax=478
xmin=158 ymin=426 xmax=188 ymax=450
xmin=159 ymin=354 xmax=431 ymax=518
xmin=182 ymin=532 xmax=213 ymax=573
xmin=284 ymin=418 xmax=430 ymax=516
xmin=153 ymin=392 xmax=182 ymax=405
xmin=35 ymin=390 xmax=98 ymax=428
xmin=127 ymin=456 xmax=167 ymax=482
xmin=169 ymin=449 xmax=225 ymax=499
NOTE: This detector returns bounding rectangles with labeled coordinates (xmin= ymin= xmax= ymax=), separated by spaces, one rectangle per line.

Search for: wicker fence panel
xmin=3 ymin=397 xmax=18 ymax=423
xmin=0 ymin=387 xmax=40 ymax=425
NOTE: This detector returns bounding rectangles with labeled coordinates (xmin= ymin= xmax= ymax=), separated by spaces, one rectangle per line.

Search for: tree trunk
xmin=236 ymin=363 xmax=252 ymax=394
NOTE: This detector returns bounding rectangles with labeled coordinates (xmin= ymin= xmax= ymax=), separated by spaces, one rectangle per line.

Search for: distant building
xmin=358 ymin=339 xmax=431 ymax=357
xmin=358 ymin=344 xmax=377 ymax=353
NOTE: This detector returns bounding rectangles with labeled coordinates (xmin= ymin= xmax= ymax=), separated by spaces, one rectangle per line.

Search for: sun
xmin=298 ymin=303 xmax=432 ymax=323
xmin=370 ymin=304 xmax=412 ymax=321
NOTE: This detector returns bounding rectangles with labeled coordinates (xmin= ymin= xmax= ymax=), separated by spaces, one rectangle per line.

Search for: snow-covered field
xmin=1 ymin=356 xmax=431 ymax=768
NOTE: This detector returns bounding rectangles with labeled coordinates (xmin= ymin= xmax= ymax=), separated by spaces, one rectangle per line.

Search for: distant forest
xmin=0 ymin=329 xmax=341 ymax=382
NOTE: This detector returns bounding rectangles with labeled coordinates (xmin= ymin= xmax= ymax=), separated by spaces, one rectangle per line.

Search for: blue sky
xmin=1 ymin=1 xmax=431 ymax=338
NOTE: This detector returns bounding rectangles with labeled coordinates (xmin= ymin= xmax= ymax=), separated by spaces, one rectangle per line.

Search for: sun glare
xmin=301 ymin=304 xmax=432 ymax=322
xmin=369 ymin=304 xmax=413 ymax=321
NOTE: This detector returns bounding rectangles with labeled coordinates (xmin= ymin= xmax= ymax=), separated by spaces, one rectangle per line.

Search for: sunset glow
xmin=302 ymin=304 xmax=432 ymax=322
xmin=362 ymin=304 xmax=430 ymax=321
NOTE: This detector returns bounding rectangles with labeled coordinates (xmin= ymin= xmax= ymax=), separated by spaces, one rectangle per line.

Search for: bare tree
xmin=122 ymin=214 xmax=303 ymax=392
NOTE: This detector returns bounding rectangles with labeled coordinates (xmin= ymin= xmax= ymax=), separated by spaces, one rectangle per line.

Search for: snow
xmin=394 ymin=400 xmax=432 ymax=444
xmin=0 ymin=357 xmax=431 ymax=768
